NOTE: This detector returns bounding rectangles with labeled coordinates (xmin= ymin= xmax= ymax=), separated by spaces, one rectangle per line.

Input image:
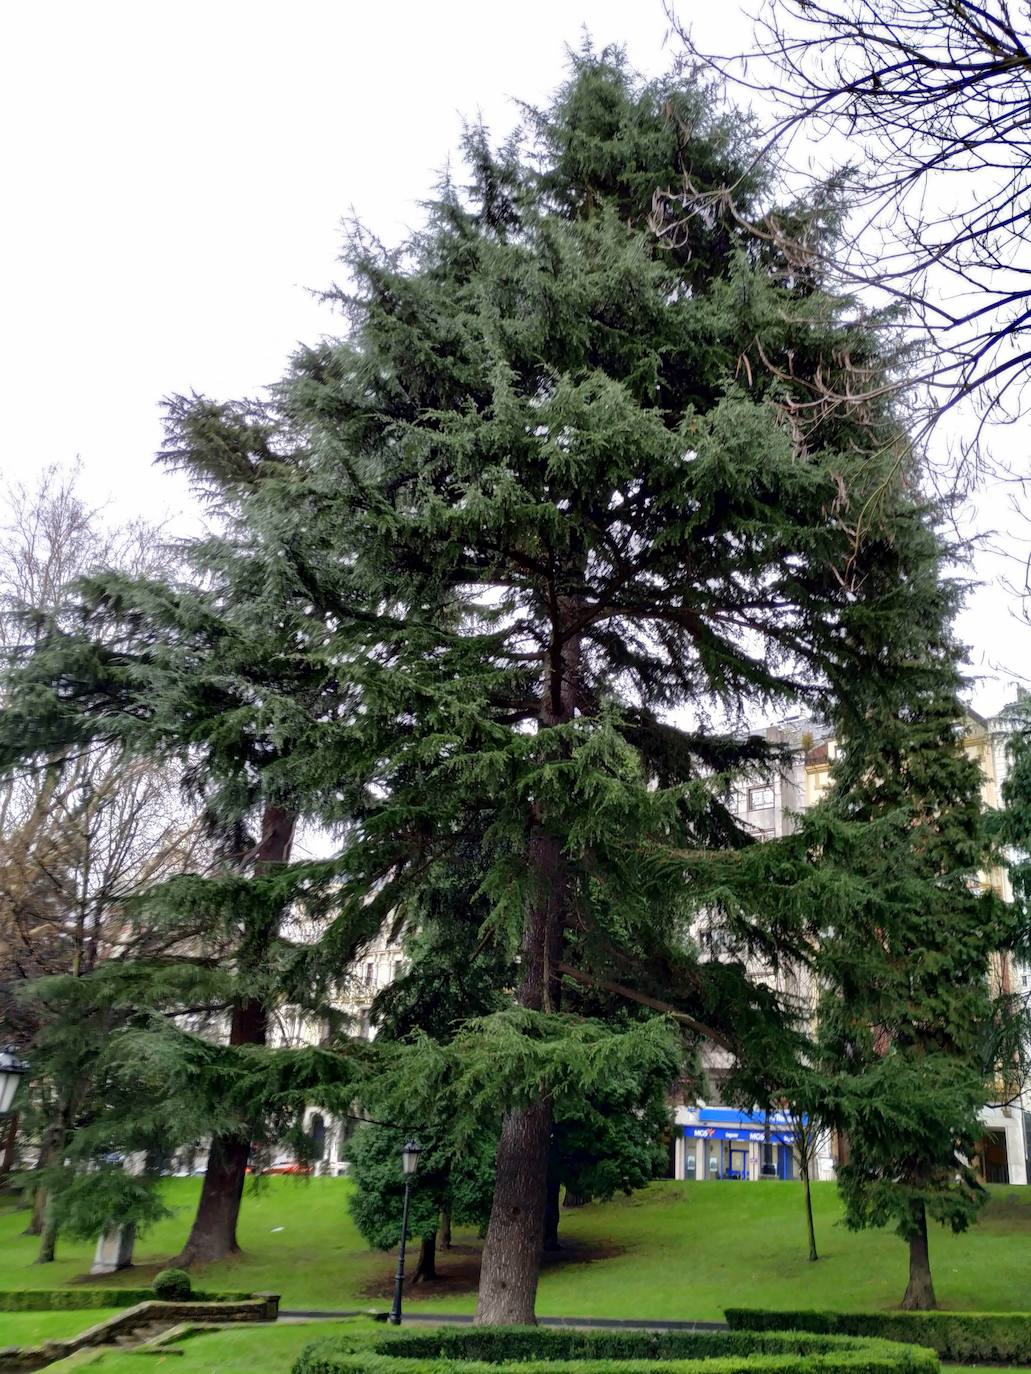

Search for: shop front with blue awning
xmin=678 ymin=1108 xmax=799 ymax=1181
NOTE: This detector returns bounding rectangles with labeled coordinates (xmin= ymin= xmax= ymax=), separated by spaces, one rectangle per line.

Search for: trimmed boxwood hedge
xmin=0 ymin=1288 xmax=252 ymax=1311
xmin=292 ymin=1325 xmax=939 ymax=1374
xmin=725 ymin=1309 xmax=1031 ymax=1364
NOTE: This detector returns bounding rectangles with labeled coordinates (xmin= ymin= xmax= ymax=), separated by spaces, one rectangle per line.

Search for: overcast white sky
xmin=2 ymin=0 xmax=1028 ymax=716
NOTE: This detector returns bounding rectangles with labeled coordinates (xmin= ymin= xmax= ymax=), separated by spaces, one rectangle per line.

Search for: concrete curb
xmin=280 ymin=1310 xmax=728 ymax=1331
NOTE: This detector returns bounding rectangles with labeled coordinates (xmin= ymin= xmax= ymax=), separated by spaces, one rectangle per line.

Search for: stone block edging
xmin=0 ymin=1294 xmax=279 ymax=1369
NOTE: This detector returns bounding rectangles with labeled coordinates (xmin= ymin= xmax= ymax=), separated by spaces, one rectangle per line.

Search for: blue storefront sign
xmin=683 ymin=1108 xmax=801 ymax=1143
xmin=684 ymin=1126 xmax=794 ymax=1142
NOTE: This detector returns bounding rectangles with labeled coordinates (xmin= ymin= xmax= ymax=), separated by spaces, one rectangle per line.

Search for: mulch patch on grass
xmin=360 ymin=1238 xmax=625 ymax=1303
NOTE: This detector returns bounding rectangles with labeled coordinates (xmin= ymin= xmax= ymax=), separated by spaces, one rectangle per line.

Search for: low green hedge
xmin=293 ymin=1325 xmax=938 ymax=1374
xmin=0 ymin=1288 xmax=252 ymax=1311
xmin=725 ymin=1309 xmax=1031 ymax=1364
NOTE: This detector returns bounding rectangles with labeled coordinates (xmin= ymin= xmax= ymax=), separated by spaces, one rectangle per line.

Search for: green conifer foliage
xmin=997 ymin=695 xmax=1031 ymax=937
xmin=254 ymin=48 xmax=954 ymax=1322
xmin=0 ymin=420 xmax=361 ymax=1265
xmin=804 ymin=676 xmax=1018 ymax=1309
xmin=346 ymin=1124 xmax=496 ymax=1283
xmin=992 ymin=695 xmax=1031 ymax=1110
xmin=0 ymin=46 xmax=961 ymax=1321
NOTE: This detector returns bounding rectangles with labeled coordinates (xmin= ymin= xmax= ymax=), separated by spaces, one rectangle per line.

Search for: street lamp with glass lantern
xmin=387 ymin=1139 xmax=421 ymax=1326
xmin=0 ymin=1046 xmax=28 ymax=1116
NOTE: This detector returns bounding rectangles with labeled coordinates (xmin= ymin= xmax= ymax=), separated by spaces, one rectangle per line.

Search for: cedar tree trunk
xmin=439 ymin=1208 xmax=452 ymax=1251
xmin=172 ymin=1132 xmax=251 ymax=1266
xmin=901 ymin=1201 xmax=936 ymax=1310
xmin=543 ymin=1171 xmax=562 ymax=1252
xmin=801 ymin=1156 xmax=818 ymax=1262
xmin=411 ymin=1231 xmax=438 ymax=1282
xmin=23 ymin=1117 xmax=64 ymax=1236
xmin=35 ymin=1199 xmax=58 ymax=1264
xmin=25 ymin=1181 xmax=45 ymax=1236
xmin=563 ymin=1191 xmax=588 ymax=1208
xmin=474 ymin=612 xmax=579 ymax=1326
xmin=172 ymin=806 xmax=294 ymax=1268
xmin=30 ymin=1092 xmax=76 ymax=1255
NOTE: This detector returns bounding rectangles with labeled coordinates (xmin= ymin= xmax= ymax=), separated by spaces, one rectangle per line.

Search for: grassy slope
xmin=33 ymin=1322 xmax=1027 ymax=1374
xmin=40 ymin=1319 xmax=375 ymax=1374
xmin=38 ymin=1339 xmax=1010 ymax=1374
xmin=0 ymin=1310 xmax=121 ymax=1343
xmin=1 ymin=1179 xmax=1029 ymax=1320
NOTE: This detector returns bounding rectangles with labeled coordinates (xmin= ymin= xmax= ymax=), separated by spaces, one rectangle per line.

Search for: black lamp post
xmin=0 ymin=1046 xmax=28 ymax=1116
xmin=387 ymin=1139 xmax=421 ymax=1325
xmin=761 ymin=1105 xmax=777 ymax=1178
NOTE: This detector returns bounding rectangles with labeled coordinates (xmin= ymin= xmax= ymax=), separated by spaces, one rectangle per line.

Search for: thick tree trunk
xmin=35 ymin=1199 xmax=57 ymax=1263
xmin=901 ymin=1202 xmax=936 ymax=1310
xmin=439 ymin=1208 xmax=452 ymax=1251
xmin=543 ymin=1171 xmax=562 ymax=1252
xmin=25 ymin=1188 xmax=46 ymax=1237
xmin=474 ymin=1098 xmax=553 ymax=1323
xmin=801 ymin=1158 xmax=818 ymax=1262
xmin=171 ymin=1133 xmax=251 ymax=1266
xmin=24 ymin=1182 xmax=46 ymax=1236
xmin=172 ymin=804 xmax=294 ymax=1269
xmin=475 ymin=615 xmax=579 ymax=1327
xmin=23 ymin=1117 xmax=63 ymax=1235
xmin=563 ymin=1191 xmax=588 ymax=1209
xmin=26 ymin=1095 xmax=75 ymax=1241
xmin=411 ymin=1231 xmax=437 ymax=1283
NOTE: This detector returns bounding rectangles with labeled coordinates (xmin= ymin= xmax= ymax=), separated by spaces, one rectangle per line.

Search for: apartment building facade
xmin=673 ymin=699 xmax=1030 ymax=1185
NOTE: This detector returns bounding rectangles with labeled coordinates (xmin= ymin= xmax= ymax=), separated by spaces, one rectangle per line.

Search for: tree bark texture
xmin=411 ymin=1231 xmax=438 ymax=1283
xmin=439 ymin=1208 xmax=452 ymax=1251
xmin=25 ymin=1187 xmax=46 ymax=1242
xmin=801 ymin=1159 xmax=818 ymax=1262
xmin=901 ymin=1201 xmax=937 ymax=1310
xmin=35 ymin=1197 xmax=57 ymax=1264
xmin=474 ymin=611 xmax=580 ymax=1326
xmin=172 ymin=1132 xmax=251 ymax=1266
xmin=543 ymin=1171 xmax=562 ymax=1252
xmin=23 ymin=1115 xmax=65 ymax=1236
xmin=563 ymin=1190 xmax=588 ymax=1209
xmin=173 ymin=806 xmax=294 ymax=1268
xmin=25 ymin=1186 xmax=45 ymax=1237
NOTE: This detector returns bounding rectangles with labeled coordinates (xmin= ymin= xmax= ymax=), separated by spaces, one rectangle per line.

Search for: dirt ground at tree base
xmin=360 ymin=1238 xmax=626 ymax=1303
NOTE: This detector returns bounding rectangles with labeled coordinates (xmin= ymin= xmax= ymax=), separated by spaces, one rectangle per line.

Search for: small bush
xmin=292 ymin=1325 xmax=938 ymax=1374
xmin=725 ymin=1310 xmax=1031 ymax=1364
xmin=152 ymin=1268 xmax=193 ymax=1301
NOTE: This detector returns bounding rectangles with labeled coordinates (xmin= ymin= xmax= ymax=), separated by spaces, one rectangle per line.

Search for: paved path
xmin=281 ymin=1310 xmax=727 ymax=1331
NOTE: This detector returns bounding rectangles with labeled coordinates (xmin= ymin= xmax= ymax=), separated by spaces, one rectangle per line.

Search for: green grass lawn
xmin=0 ymin=1309 xmax=121 ymax=1344
xmin=40 ymin=1319 xmax=374 ymax=1374
xmin=30 ymin=1323 xmax=1031 ymax=1374
xmin=2 ymin=1178 xmax=1029 ymax=1322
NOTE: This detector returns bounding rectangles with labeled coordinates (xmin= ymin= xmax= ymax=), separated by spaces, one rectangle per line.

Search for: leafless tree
xmin=669 ymin=0 xmax=1031 ymax=453
xmin=0 ymin=467 xmax=208 ymax=1257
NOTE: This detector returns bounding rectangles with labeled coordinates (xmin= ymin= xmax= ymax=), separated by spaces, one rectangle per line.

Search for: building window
xmin=364 ymin=962 xmax=374 ymax=987
xmin=748 ymin=785 xmax=774 ymax=809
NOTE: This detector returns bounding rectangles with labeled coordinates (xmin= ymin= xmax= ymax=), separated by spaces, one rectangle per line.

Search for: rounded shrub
xmin=152 ymin=1268 xmax=192 ymax=1301
xmin=292 ymin=1326 xmax=940 ymax=1374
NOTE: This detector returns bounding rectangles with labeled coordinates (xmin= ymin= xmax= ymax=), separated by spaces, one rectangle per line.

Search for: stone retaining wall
xmin=0 ymin=1294 xmax=279 ymax=1370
